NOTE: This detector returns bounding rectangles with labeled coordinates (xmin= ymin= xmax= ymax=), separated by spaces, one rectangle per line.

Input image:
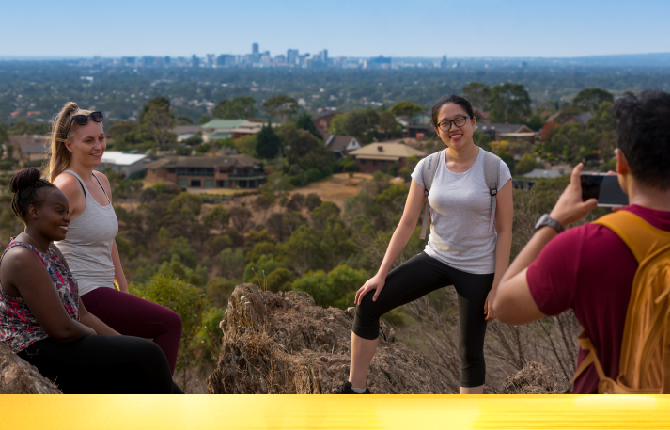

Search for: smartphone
xmin=581 ymin=173 xmax=629 ymax=207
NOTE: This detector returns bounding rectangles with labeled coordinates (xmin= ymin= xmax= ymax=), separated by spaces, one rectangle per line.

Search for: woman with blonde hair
xmin=48 ymin=102 xmax=182 ymax=376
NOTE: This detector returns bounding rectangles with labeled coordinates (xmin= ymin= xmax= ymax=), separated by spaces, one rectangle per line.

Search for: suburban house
xmin=349 ymin=142 xmax=425 ymax=174
xmin=408 ymin=112 xmax=436 ymax=138
xmin=312 ymin=109 xmax=340 ymax=136
xmin=523 ymin=168 xmax=565 ymax=179
xmin=144 ymin=153 xmax=265 ymax=189
xmin=9 ymin=135 xmax=49 ymax=165
xmin=476 ymin=123 xmax=536 ymax=142
xmin=172 ymin=125 xmax=202 ymax=142
xmin=230 ymin=121 xmax=264 ymax=138
xmin=324 ymin=134 xmax=362 ymax=157
xmin=96 ymin=152 xmax=149 ymax=178
xmin=548 ymin=111 xmax=594 ymax=127
xmin=200 ymin=119 xmax=247 ymax=142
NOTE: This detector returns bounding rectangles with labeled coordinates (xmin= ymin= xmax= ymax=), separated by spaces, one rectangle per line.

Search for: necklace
xmin=22 ymin=231 xmax=49 ymax=254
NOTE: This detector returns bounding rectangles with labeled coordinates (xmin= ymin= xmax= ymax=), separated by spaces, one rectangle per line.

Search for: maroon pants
xmin=81 ymin=287 xmax=182 ymax=375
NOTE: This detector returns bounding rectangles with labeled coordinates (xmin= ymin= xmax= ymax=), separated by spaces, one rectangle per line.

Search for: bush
xmin=305 ymin=193 xmax=322 ymax=211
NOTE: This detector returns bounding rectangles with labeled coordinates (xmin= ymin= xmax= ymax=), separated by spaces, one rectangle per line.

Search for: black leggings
xmin=18 ymin=335 xmax=183 ymax=394
xmin=352 ymin=252 xmax=494 ymax=387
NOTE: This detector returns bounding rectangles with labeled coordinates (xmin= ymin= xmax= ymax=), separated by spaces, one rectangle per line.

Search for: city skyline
xmin=2 ymin=0 xmax=670 ymax=58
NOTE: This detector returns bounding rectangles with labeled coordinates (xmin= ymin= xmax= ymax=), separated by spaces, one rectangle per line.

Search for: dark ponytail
xmin=9 ymin=167 xmax=56 ymax=221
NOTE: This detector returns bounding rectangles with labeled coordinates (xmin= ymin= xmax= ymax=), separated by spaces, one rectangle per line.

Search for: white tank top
xmin=55 ymin=170 xmax=118 ymax=296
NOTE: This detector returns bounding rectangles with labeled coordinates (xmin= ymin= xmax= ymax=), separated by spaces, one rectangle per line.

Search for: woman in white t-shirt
xmin=333 ymin=94 xmax=513 ymax=394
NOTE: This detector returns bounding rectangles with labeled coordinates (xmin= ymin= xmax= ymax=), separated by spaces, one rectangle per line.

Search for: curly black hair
xmin=9 ymin=167 xmax=57 ymax=221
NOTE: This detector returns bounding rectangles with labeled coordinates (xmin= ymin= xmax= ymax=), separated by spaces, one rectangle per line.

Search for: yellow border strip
xmin=2 ymin=394 xmax=669 ymax=430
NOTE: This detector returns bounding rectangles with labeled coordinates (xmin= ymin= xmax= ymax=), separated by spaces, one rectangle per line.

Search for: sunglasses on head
xmin=65 ymin=111 xmax=103 ymax=136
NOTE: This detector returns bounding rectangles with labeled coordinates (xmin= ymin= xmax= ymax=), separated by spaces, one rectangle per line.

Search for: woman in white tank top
xmin=48 ymin=103 xmax=182 ymax=376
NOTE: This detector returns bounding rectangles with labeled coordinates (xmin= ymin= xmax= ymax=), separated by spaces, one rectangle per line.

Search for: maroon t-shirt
xmin=526 ymin=205 xmax=670 ymax=394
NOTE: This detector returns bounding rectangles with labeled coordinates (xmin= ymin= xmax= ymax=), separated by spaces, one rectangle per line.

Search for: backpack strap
xmin=592 ymin=210 xmax=670 ymax=264
xmin=419 ymin=150 xmax=444 ymax=240
xmin=482 ymin=151 xmax=501 ymax=233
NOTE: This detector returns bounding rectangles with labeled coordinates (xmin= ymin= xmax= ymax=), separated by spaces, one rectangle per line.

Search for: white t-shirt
xmin=411 ymin=148 xmax=511 ymax=274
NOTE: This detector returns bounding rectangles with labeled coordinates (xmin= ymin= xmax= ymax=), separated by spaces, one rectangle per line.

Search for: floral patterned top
xmin=0 ymin=237 xmax=80 ymax=352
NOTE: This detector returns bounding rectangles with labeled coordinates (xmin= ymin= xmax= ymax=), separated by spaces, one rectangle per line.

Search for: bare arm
xmin=355 ymin=179 xmax=425 ymax=304
xmin=111 ymin=240 xmax=129 ymax=293
xmin=484 ymin=179 xmax=513 ymax=320
xmin=493 ymin=163 xmax=598 ymax=325
xmin=2 ymin=249 xmax=95 ymax=342
xmin=78 ymin=297 xmax=120 ymax=335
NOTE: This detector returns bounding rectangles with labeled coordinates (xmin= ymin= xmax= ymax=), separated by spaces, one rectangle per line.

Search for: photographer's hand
xmin=550 ymin=163 xmax=599 ymax=227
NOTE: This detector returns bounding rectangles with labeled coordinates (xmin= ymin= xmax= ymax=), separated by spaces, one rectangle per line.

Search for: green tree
xmin=8 ymin=120 xmax=50 ymax=136
xmin=287 ymin=225 xmax=323 ymax=274
xmin=311 ymin=200 xmax=341 ymax=229
xmin=586 ymin=101 xmax=617 ymax=162
xmin=262 ymin=95 xmax=298 ymax=122
xmin=380 ymin=110 xmax=400 ymax=138
xmin=255 ymin=121 xmax=282 ymax=159
xmin=219 ymin=248 xmax=245 ymax=280
xmin=487 ymin=83 xmax=531 ymax=124
xmin=516 ymin=153 xmax=538 ymax=175
xmin=295 ymin=111 xmax=322 ymax=140
xmin=203 ymin=205 xmax=230 ymax=230
xmin=277 ymin=123 xmax=332 ymax=169
xmin=243 ymin=254 xmax=285 ymax=285
xmin=328 ymin=113 xmax=348 ymax=135
xmin=291 ymin=264 xmax=368 ymax=309
xmin=213 ymin=97 xmax=258 ymax=119
xmin=142 ymin=98 xmax=176 ymax=151
xmin=130 ymin=276 xmax=206 ymax=383
xmin=496 ymin=150 xmax=516 ymax=176
xmin=167 ymin=192 xmax=203 ymax=217
xmin=177 ymin=115 xmax=194 ymax=125
xmin=572 ymin=88 xmax=614 ymax=113
xmin=106 ymin=120 xmax=135 ymax=140
xmin=461 ymin=82 xmax=491 ymax=110
xmin=389 ymin=101 xmax=424 ymax=118
xmin=198 ymin=115 xmax=212 ymax=125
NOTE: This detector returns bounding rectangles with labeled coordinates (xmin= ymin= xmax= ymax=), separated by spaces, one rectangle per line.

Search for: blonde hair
xmin=47 ymin=102 xmax=94 ymax=183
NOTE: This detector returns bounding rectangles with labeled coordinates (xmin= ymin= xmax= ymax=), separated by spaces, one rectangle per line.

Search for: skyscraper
xmin=252 ymin=43 xmax=259 ymax=55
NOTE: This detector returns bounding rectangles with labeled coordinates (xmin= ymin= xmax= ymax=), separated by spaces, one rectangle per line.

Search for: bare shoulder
xmin=92 ymin=170 xmax=113 ymax=199
xmin=1 ymin=246 xmax=46 ymax=278
xmin=54 ymin=172 xmax=84 ymax=198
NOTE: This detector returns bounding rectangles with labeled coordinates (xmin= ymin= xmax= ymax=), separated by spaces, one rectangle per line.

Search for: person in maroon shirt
xmin=492 ymin=90 xmax=670 ymax=393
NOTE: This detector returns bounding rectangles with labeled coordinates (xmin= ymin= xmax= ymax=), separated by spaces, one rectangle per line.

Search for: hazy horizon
xmin=2 ymin=0 xmax=670 ymax=58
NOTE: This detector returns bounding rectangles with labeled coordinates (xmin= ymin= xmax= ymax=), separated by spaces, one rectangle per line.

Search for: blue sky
xmin=2 ymin=0 xmax=669 ymax=58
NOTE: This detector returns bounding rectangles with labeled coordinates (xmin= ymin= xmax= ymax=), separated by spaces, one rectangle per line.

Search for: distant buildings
xmin=9 ymin=135 xmax=49 ymax=165
xmin=312 ymin=109 xmax=341 ymax=136
xmin=145 ymin=153 xmax=265 ymax=189
xmin=96 ymin=152 xmax=149 ymax=178
xmin=476 ymin=123 xmax=535 ymax=142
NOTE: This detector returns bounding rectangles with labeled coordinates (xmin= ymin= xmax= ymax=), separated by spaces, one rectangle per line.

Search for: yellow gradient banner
xmin=2 ymin=394 xmax=669 ymax=429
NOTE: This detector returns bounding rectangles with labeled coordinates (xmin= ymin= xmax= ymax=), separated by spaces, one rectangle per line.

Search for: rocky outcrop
xmin=0 ymin=342 xmax=61 ymax=394
xmin=207 ymin=283 xmax=455 ymax=394
xmin=499 ymin=361 xmax=570 ymax=394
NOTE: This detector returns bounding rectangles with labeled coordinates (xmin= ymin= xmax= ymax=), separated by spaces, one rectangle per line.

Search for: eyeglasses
xmin=437 ymin=115 xmax=473 ymax=132
xmin=65 ymin=111 xmax=103 ymax=136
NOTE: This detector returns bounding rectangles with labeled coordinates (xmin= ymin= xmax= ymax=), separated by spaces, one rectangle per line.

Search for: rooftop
xmin=145 ymin=153 xmax=262 ymax=169
xmin=349 ymin=142 xmax=425 ymax=159
xmin=200 ymin=120 xmax=246 ymax=130
xmin=100 ymin=152 xmax=148 ymax=166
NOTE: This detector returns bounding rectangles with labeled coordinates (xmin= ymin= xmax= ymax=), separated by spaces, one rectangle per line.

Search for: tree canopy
xmin=487 ymin=83 xmax=531 ymax=124
xmin=213 ymin=97 xmax=258 ymax=119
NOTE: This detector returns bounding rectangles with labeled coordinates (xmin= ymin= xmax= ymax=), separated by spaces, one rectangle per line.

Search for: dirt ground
xmin=120 ymin=173 xmax=374 ymax=229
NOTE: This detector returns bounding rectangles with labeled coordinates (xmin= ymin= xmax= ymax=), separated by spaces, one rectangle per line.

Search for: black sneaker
xmin=330 ymin=381 xmax=371 ymax=394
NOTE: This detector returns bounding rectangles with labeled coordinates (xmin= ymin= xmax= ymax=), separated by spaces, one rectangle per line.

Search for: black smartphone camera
xmin=581 ymin=173 xmax=629 ymax=207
